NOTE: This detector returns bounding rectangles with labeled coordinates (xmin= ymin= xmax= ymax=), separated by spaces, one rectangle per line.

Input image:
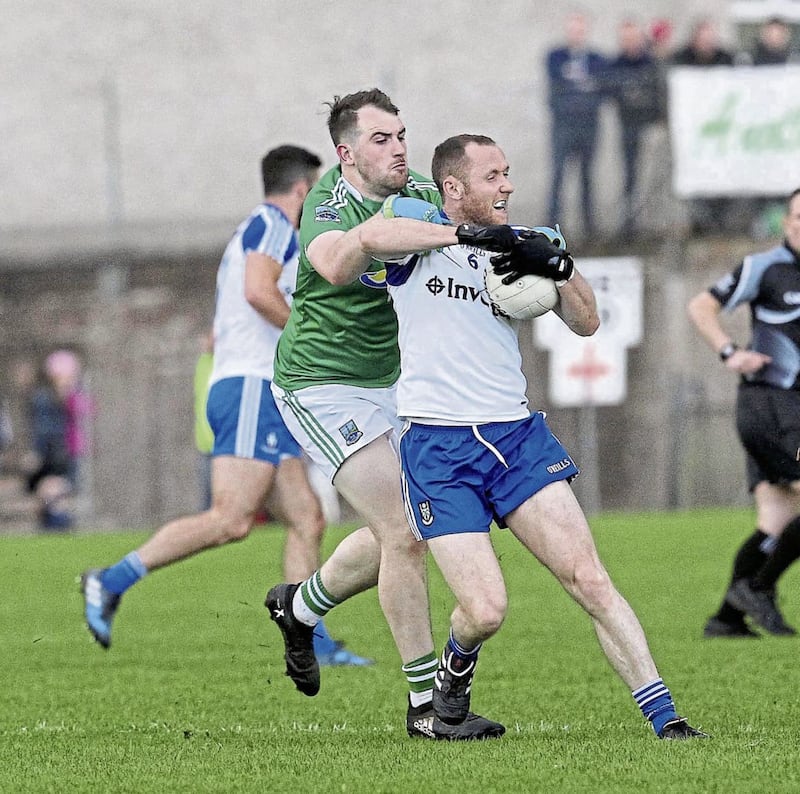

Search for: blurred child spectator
xmin=26 ymin=349 xmax=94 ymax=531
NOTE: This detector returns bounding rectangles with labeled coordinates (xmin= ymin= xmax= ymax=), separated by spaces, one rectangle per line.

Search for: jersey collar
xmin=339 ymin=175 xmax=366 ymax=203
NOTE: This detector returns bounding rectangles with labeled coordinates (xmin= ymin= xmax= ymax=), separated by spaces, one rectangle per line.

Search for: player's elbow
xmin=243 ymin=283 xmax=261 ymax=308
xmin=686 ymin=291 xmax=713 ymax=325
xmin=573 ymin=311 xmax=600 ymax=337
xmin=310 ymin=250 xmax=362 ymax=286
xmin=306 ymin=250 xmax=351 ymax=285
xmin=315 ymin=265 xmax=352 ymax=286
xmin=329 ymin=267 xmax=357 ymax=286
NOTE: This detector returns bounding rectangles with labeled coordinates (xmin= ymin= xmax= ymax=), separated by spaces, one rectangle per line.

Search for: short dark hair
xmin=788 ymin=188 xmax=800 ymax=208
xmin=431 ymin=134 xmax=497 ymax=192
xmin=325 ymin=89 xmax=399 ymax=146
xmin=261 ymin=145 xmax=321 ymax=195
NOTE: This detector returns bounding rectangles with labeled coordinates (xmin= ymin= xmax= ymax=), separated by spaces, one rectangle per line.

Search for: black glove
xmin=490 ymin=233 xmax=574 ymax=284
xmin=455 ymin=223 xmax=518 ymax=252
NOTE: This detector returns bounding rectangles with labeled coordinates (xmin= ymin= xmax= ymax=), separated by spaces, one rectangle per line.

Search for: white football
xmin=484 ymin=268 xmax=558 ymax=320
xmin=483 ymin=223 xmax=565 ymax=320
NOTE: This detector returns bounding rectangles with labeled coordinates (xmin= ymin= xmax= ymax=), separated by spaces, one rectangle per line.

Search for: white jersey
xmin=386 ymin=245 xmax=530 ymax=423
xmin=210 ymin=203 xmax=297 ymax=384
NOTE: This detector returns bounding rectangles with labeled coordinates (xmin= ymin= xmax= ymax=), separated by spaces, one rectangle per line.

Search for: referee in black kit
xmin=688 ymin=188 xmax=800 ymax=638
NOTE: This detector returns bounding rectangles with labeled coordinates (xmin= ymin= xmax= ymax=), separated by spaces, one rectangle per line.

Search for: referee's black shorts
xmin=736 ymin=382 xmax=800 ymax=491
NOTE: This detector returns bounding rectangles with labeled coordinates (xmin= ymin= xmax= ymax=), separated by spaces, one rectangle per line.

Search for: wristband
xmin=555 ymin=269 xmax=576 ymax=288
xmin=719 ymin=342 xmax=739 ymax=361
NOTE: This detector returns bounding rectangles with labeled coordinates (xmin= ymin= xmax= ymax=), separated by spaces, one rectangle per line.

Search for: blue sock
xmin=633 ymin=678 xmax=678 ymax=736
xmin=446 ymin=629 xmax=481 ymax=664
xmin=100 ymin=552 xmax=148 ymax=595
xmin=312 ymin=619 xmax=337 ymax=655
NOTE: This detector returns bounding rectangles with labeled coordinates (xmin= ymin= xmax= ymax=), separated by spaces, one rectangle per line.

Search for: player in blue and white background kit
xmin=384 ymin=134 xmax=707 ymax=739
xmin=81 ymin=145 xmax=370 ymax=666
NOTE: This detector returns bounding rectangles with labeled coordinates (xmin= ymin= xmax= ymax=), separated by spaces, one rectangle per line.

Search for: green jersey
xmin=273 ymin=165 xmax=440 ymax=390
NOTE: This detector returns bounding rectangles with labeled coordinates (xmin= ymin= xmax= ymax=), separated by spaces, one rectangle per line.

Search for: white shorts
xmin=271 ymin=382 xmax=402 ymax=482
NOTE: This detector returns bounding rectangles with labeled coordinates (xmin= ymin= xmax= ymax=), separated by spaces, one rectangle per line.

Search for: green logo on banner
xmin=698 ymin=93 xmax=800 ymax=154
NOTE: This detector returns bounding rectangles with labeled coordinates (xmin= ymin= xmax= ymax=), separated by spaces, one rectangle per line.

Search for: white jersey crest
xmin=386 ymin=246 xmax=530 ymax=423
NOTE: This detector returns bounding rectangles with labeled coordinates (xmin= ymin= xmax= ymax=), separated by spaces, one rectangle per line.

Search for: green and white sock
xmin=293 ymin=571 xmax=340 ymax=627
xmin=402 ymin=651 xmax=438 ymax=707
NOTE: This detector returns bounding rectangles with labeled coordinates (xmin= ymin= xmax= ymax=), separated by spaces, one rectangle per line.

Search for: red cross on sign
xmin=566 ymin=343 xmax=612 ymax=381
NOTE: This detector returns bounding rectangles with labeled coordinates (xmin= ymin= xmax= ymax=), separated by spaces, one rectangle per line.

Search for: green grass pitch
xmin=2 ymin=507 xmax=800 ymax=793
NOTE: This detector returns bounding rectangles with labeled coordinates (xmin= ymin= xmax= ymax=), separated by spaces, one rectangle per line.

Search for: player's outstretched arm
xmin=307 ymin=217 xmax=459 ymax=285
xmin=308 ymin=196 xmax=521 ymax=286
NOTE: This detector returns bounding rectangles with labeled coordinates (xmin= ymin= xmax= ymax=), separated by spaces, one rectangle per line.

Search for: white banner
xmin=668 ymin=65 xmax=800 ymax=197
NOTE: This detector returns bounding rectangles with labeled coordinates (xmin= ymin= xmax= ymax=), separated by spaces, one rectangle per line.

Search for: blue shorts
xmin=207 ymin=376 xmax=301 ymax=465
xmin=399 ymin=413 xmax=579 ymax=540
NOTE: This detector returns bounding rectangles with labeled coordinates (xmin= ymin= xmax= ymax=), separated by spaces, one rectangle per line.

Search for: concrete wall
xmin=4 ymin=0 xmax=738 ymax=246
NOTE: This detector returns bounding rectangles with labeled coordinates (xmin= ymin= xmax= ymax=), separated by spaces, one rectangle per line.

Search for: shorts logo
xmin=418 ymin=500 xmax=434 ymax=526
xmin=547 ymin=458 xmax=572 ymax=474
xmin=315 ymin=206 xmax=341 ymax=223
xmin=260 ymin=431 xmax=279 ymax=456
xmin=338 ymin=420 xmax=363 ymax=446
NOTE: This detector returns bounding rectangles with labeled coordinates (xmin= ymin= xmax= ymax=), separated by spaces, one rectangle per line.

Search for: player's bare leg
xmin=266 ymin=436 xmax=415 ymax=697
xmin=506 ymin=480 xmax=658 ymax=688
xmin=82 ymin=455 xmax=274 ymax=648
xmin=506 ymin=481 xmax=706 ymax=738
xmin=331 ymin=434 xmax=433 ymax=662
xmin=427 ymin=533 xmax=506 ymax=650
xmin=426 ymin=533 xmax=507 ymax=723
xmin=269 ymin=457 xmax=326 ymax=583
xmin=754 ymin=481 xmax=800 ymax=536
xmin=137 ymin=455 xmax=275 ymax=570
xmin=269 ymin=457 xmax=376 ymax=665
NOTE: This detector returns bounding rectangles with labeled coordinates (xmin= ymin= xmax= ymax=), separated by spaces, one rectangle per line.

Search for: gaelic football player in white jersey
xmin=385 ymin=134 xmax=707 ymax=740
xmin=81 ymin=145 xmax=371 ymax=667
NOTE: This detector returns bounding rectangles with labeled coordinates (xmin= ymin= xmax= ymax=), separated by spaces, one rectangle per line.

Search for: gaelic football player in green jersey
xmin=266 ymin=88 xmax=519 ymax=739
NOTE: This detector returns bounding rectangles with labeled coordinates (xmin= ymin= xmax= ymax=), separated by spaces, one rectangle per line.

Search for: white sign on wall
xmin=669 ymin=65 xmax=800 ymax=197
xmin=534 ymin=258 xmax=643 ymax=407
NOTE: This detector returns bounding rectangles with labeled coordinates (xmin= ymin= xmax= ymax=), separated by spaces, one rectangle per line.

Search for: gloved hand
xmin=518 ymin=224 xmax=566 ymax=249
xmin=381 ymin=195 xmax=448 ymax=224
xmin=455 ymin=223 xmax=518 ymax=252
xmin=490 ymin=232 xmax=574 ymax=284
